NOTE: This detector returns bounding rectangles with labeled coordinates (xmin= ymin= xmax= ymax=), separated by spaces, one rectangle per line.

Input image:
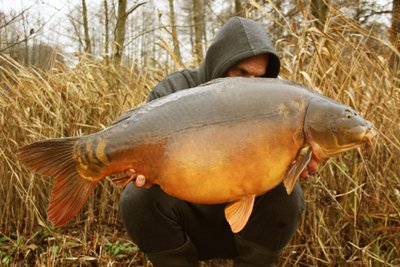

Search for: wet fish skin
xmin=17 ymin=77 xmax=375 ymax=230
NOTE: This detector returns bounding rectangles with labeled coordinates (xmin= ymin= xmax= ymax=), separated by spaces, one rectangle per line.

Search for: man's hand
xmin=134 ymin=173 xmax=153 ymax=189
xmin=125 ymin=169 xmax=153 ymax=189
xmin=300 ymin=156 xmax=319 ymax=178
xmin=112 ymin=169 xmax=153 ymax=189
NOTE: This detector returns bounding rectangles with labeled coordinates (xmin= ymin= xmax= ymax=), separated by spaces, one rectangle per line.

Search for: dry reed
xmin=0 ymin=4 xmax=399 ymax=267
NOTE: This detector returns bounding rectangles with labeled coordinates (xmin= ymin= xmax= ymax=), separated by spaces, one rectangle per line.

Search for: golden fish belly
xmin=156 ymin=119 xmax=302 ymax=204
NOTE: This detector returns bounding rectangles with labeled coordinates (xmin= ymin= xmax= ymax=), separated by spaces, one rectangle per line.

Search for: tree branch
xmin=0 ymin=28 xmax=38 ymax=53
xmin=126 ymin=2 xmax=147 ymax=17
xmin=0 ymin=5 xmax=34 ymax=30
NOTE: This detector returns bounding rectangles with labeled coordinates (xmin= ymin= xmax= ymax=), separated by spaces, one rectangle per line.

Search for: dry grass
xmin=271 ymin=4 xmax=400 ymax=267
xmin=0 ymin=56 xmax=166 ymax=266
xmin=1 ymin=4 xmax=399 ymax=267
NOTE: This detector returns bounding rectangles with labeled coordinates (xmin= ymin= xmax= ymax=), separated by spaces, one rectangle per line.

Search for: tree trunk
xmin=104 ymin=0 xmax=109 ymax=57
xmin=113 ymin=0 xmax=127 ymax=66
xmin=192 ymin=0 xmax=204 ymax=64
xmin=310 ymin=0 xmax=329 ymax=30
xmin=113 ymin=1 xmax=145 ymax=66
xmin=391 ymin=0 xmax=400 ymax=75
xmin=22 ymin=12 xmax=29 ymax=66
xmin=168 ymin=0 xmax=182 ymax=65
xmin=235 ymin=0 xmax=244 ymax=17
xmin=202 ymin=0 xmax=207 ymax=47
xmin=82 ymin=0 xmax=92 ymax=54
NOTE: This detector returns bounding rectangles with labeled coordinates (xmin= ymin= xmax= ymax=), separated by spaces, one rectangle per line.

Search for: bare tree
xmin=0 ymin=8 xmax=37 ymax=54
xmin=391 ymin=0 xmax=400 ymax=50
xmin=351 ymin=0 xmax=391 ymax=25
xmin=235 ymin=0 xmax=244 ymax=17
xmin=104 ymin=0 xmax=110 ymax=56
xmin=168 ymin=0 xmax=182 ymax=64
xmin=82 ymin=0 xmax=92 ymax=54
xmin=391 ymin=0 xmax=400 ymax=72
xmin=30 ymin=42 xmax=64 ymax=70
xmin=192 ymin=0 xmax=204 ymax=64
xmin=311 ymin=0 xmax=329 ymax=30
xmin=69 ymin=16 xmax=84 ymax=53
xmin=21 ymin=11 xmax=30 ymax=65
xmin=113 ymin=0 xmax=127 ymax=66
xmin=113 ymin=1 xmax=146 ymax=66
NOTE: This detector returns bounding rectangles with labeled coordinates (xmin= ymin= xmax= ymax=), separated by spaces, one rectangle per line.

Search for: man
xmin=120 ymin=16 xmax=318 ymax=266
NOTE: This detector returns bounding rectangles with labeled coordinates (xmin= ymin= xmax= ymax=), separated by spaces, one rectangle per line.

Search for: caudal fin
xmin=17 ymin=137 xmax=97 ymax=226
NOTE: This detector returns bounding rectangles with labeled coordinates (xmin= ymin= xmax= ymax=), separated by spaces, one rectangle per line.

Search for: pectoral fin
xmin=283 ymin=147 xmax=312 ymax=195
xmin=224 ymin=195 xmax=255 ymax=233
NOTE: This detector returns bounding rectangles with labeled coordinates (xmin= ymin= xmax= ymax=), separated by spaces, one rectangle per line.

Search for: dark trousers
xmin=119 ymin=182 xmax=305 ymax=260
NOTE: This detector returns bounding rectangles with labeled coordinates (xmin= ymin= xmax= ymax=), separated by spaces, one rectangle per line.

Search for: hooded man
xmin=120 ymin=16 xmax=316 ymax=267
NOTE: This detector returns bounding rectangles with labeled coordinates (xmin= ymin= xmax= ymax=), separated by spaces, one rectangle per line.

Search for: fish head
xmin=304 ymin=98 xmax=376 ymax=160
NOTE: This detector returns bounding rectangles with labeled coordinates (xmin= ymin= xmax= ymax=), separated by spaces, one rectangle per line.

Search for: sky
xmin=1 ymin=0 xmax=392 ymax=27
xmin=0 ymin=0 xmax=172 ymax=54
xmin=0 ymin=0 xmax=393 ymax=55
xmin=1 ymin=0 xmax=75 ymax=52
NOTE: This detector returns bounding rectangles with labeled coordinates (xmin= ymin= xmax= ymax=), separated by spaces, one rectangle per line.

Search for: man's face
xmin=224 ymin=54 xmax=269 ymax=78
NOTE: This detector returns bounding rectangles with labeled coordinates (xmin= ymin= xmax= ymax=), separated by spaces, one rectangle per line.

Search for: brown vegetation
xmin=0 ymin=2 xmax=399 ymax=267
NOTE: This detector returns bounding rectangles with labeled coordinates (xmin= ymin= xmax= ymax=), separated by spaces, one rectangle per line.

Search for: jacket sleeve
xmin=147 ymin=71 xmax=196 ymax=102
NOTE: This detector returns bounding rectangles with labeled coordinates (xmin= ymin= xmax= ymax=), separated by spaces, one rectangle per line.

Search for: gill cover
xmin=304 ymin=97 xmax=373 ymax=159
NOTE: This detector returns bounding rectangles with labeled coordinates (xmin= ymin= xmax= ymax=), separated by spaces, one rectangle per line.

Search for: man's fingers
xmin=126 ymin=169 xmax=136 ymax=176
xmin=300 ymin=168 xmax=309 ymax=178
xmin=307 ymin=159 xmax=319 ymax=175
xmin=135 ymin=175 xmax=146 ymax=188
xmin=300 ymin=159 xmax=319 ymax=179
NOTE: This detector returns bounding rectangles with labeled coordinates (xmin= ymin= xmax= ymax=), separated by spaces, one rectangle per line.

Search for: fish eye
xmin=344 ymin=110 xmax=352 ymax=119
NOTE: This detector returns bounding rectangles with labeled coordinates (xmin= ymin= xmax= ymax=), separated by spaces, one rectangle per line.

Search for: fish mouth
xmin=362 ymin=127 xmax=377 ymax=145
xmin=312 ymin=126 xmax=376 ymax=159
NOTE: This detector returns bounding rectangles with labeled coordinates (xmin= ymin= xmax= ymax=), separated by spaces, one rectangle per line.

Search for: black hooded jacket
xmin=147 ymin=16 xmax=280 ymax=101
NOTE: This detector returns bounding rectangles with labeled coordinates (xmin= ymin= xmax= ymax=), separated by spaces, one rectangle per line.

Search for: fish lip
xmin=363 ymin=127 xmax=377 ymax=145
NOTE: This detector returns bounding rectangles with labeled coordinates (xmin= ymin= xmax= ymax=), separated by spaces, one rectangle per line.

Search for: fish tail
xmin=17 ymin=137 xmax=97 ymax=226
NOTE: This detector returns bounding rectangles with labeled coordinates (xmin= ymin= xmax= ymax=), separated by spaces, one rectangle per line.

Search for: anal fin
xmin=224 ymin=195 xmax=256 ymax=233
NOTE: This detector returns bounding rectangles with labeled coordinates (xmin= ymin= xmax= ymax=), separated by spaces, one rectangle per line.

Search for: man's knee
xmin=119 ymin=183 xmax=161 ymax=224
xmin=119 ymin=183 xmax=187 ymax=252
xmin=240 ymin=183 xmax=305 ymax=251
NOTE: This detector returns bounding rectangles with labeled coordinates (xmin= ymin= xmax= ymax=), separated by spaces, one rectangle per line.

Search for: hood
xmin=198 ymin=16 xmax=280 ymax=82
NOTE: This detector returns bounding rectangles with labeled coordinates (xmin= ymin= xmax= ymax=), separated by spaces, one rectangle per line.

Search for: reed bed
xmin=1 ymin=5 xmax=399 ymax=267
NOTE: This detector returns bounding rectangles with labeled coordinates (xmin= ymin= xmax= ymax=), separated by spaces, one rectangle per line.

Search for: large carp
xmin=17 ymin=78 xmax=375 ymax=232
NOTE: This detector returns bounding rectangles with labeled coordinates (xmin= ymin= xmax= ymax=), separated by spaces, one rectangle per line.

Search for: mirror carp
xmin=17 ymin=78 xmax=376 ymax=232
